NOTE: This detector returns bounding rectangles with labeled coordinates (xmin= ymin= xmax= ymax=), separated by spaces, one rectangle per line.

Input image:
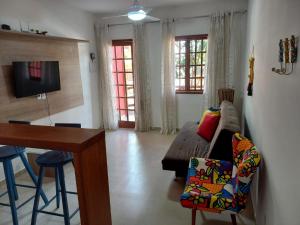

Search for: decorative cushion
xmin=197 ymin=114 xmax=220 ymax=141
xmin=208 ymin=107 xmax=221 ymax=112
xmin=199 ymin=109 xmax=220 ymax=126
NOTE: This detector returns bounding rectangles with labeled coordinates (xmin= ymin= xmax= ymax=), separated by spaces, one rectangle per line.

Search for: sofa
xmin=161 ymin=101 xmax=240 ymax=177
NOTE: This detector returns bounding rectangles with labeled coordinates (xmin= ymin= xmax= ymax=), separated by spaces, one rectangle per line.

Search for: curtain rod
xmin=106 ymin=9 xmax=247 ymax=27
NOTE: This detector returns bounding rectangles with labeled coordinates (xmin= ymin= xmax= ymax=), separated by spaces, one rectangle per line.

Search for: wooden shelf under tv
xmin=0 ymin=29 xmax=89 ymax=43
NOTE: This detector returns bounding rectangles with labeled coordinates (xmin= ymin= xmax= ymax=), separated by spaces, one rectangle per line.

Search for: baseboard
xmin=151 ymin=127 xmax=180 ymax=132
xmin=150 ymin=127 xmax=161 ymax=131
xmin=113 ymin=126 xmax=180 ymax=132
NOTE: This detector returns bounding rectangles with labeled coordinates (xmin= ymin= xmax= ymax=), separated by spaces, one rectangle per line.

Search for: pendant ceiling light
xmin=127 ymin=0 xmax=147 ymax=21
xmin=102 ymin=0 xmax=160 ymax=22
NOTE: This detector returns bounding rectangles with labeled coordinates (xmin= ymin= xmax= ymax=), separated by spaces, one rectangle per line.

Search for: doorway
xmin=112 ymin=39 xmax=135 ymax=128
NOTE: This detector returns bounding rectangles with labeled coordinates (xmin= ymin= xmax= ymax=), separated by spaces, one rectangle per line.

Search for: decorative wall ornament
xmin=291 ymin=36 xmax=297 ymax=63
xmin=247 ymin=47 xmax=255 ymax=96
xmin=272 ymin=35 xmax=298 ymax=75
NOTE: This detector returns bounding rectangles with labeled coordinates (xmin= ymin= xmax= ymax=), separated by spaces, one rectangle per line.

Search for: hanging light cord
xmin=45 ymin=93 xmax=53 ymax=126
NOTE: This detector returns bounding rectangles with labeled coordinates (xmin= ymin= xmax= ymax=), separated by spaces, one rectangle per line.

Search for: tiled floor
xmin=0 ymin=129 xmax=255 ymax=225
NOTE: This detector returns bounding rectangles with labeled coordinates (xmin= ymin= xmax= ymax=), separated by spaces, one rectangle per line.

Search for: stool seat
xmin=36 ymin=151 xmax=73 ymax=167
xmin=0 ymin=146 xmax=22 ymax=160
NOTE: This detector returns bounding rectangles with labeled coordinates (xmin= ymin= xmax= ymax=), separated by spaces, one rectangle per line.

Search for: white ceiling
xmin=62 ymin=0 xmax=212 ymax=14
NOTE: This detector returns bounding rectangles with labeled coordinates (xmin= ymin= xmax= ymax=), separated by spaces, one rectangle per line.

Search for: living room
xmin=0 ymin=0 xmax=299 ymax=225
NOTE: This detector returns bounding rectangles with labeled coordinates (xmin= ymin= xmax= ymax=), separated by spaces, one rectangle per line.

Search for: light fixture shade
xmin=128 ymin=10 xmax=146 ymax=21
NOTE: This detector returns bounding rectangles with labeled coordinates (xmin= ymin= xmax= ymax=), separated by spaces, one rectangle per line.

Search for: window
xmin=175 ymin=34 xmax=208 ymax=94
xmin=29 ymin=62 xmax=42 ymax=80
xmin=112 ymin=40 xmax=135 ymax=128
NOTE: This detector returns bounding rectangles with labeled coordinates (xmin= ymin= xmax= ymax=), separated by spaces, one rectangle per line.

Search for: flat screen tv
xmin=13 ymin=61 xmax=61 ymax=98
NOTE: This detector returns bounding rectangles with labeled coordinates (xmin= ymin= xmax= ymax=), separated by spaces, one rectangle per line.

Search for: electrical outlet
xmin=37 ymin=93 xmax=46 ymax=100
xmin=41 ymin=93 xmax=46 ymax=99
xmin=37 ymin=94 xmax=42 ymax=100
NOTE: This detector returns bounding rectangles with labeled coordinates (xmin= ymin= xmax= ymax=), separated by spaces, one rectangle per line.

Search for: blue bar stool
xmin=31 ymin=123 xmax=81 ymax=225
xmin=0 ymin=120 xmax=48 ymax=225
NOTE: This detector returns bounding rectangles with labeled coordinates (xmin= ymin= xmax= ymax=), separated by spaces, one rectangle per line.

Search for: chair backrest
xmin=218 ymin=88 xmax=234 ymax=105
xmin=231 ymin=133 xmax=261 ymax=211
xmin=55 ymin=123 xmax=81 ymax=128
xmin=9 ymin=120 xmax=31 ymax=125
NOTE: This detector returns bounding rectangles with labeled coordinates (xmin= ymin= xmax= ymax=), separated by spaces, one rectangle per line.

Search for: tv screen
xmin=13 ymin=61 xmax=61 ymax=98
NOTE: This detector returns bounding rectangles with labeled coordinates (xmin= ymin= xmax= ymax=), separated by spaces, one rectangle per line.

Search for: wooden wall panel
xmin=0 ymin=33 xmax=84 ymax=122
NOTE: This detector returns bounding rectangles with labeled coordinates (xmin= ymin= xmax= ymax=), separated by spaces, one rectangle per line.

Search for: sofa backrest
xmin=206 ymin=101 xmax=240 ymax=162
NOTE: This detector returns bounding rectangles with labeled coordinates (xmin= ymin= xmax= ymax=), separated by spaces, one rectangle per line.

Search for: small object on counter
xmin=29 ymin=29 xmax=48 ymax=35
xmin=1 ymin=24 xmax=11 ymax=30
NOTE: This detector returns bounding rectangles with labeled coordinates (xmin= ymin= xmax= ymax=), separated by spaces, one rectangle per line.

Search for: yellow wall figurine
xmin=247 ymin=48 xmax=255 ymax=96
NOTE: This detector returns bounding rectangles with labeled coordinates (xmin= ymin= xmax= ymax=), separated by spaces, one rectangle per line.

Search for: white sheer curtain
xmin=133 ymin=23 xmax=152 ymax=132
xmin=205 ymin=12 xmax=244 ymax=108
xmin=161 ymin=19 xmax=177 ymax=135
xmin=95 ymin=24 xmax=118 ymax=130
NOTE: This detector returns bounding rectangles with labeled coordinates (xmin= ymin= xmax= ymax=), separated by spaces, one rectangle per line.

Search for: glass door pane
xmin=112 ymin=40 xmax=135 ymax=128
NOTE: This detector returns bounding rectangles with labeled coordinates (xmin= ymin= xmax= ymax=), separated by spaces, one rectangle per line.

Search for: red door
xmin=112 ymin=40 xmax=135 ymax=128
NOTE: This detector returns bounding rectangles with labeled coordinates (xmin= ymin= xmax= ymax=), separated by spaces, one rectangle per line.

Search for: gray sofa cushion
xmin=161 ymin=122 xmax=209 ymax=175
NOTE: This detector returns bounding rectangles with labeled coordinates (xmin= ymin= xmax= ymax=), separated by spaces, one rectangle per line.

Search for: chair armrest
xmin=187 ymin=157 xmax=233 ymax=184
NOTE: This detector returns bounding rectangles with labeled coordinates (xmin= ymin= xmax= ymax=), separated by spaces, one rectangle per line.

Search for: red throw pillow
xmin=197 ymin=113 xmax=220 ymax=141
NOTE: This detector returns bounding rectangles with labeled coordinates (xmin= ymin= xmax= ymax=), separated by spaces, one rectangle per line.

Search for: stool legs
xmin=8 ymin=161 xmax=19 ymax=201
xmin=31 ymin=166 xmax=45 ymax=225
xmin=58 ymin=165 xmax=70 ymax=225
xmin=31 ymin=165 xmax=71 ymax=225
xmin=19 ymin=152 xmax=48 ymax=204
xmin=3 ymin=161 xmax=19 ymax=225
xmin=55 ymin=167 xmax=61 ymax=208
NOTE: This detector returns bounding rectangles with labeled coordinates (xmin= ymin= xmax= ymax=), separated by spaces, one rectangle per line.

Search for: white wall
xmin=96 ymin=0 xmax=248 ymax=128
xmin=0 ymin=0 xmax=99 ymax=180
xmin=242 ymin=0 xmax=300 ymax=225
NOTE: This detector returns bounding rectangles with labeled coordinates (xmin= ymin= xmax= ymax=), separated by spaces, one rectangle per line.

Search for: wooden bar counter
xmin=0 ymin=123 xmax=112 ymax=225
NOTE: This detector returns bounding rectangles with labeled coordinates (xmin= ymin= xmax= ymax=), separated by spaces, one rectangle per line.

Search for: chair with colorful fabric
xmin=180 ymin=133 xmax=261 ymax=225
